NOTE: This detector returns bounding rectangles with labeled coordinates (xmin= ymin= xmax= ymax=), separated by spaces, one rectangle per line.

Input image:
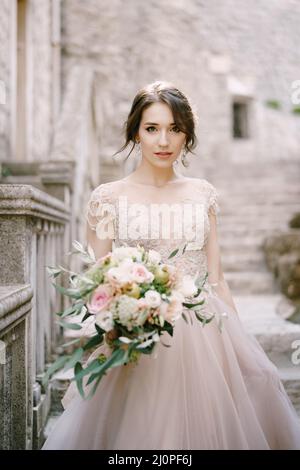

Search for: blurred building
xmin=0 ymin=0 xmax=300 ymax=449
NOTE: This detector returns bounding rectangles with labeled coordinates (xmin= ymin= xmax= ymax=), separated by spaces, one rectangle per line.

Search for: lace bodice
xmin=85 ymin=177 xmax=220 ymax=282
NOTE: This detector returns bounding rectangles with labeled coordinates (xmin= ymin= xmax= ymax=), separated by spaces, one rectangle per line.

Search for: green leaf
xmin=167 ymin=248 xmax=179 ymax=259
xmin=163 ymin=320 xmax=173 ymax=337
xmin=193 ymin=286 xmax=203 ymax=298
xmin=76 ymin=348 xmax=128 ymax=384
xmin=82 ymin=310 xmax=93 ymax=323
xmin=95 ymin=323 xmax=106 ymax=336
xmin=195 ymin=312 xmax=215 ymax=324
xmin=74 ymin=362 xmax=85 ymax=399
xmin=72 ymin=358 xmax=103 ymax=381
xmin=292 ymin=106 xmax=300 ymax=115
xmin=63 ymin=347 xmax=84 ymax=371
xmin=61 ymin=338 xmax=82 ymax=349
xmin=183 ymin=299 xmax=205 ymax=308
xmin=42 ymin=355 xmax=70 ymax=386
xmin=51 ymin=282 xmax=82 ymax=299
xmin=59 ymin=304 xmax=81 ymax=319
xmin=85 ymin=374 xmax=102 ymax=399
xmin=57 ymin=319 xmax=82 ymax=330
xmin=83 ymin=334 xmax=104 ymax=351
xmin=265 ymin=99 xmax=281 ymax=110
xmin=182 ymin=312 xmax=189 ymax=324
xmin=46 ymin=266 xmax=62 ymax=278
xmin=72 ymin=240 xmax=85 ymax=253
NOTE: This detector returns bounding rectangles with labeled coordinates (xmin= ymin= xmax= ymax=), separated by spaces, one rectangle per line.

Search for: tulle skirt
xmin=42 ymin=290 xmax=300 ymax=450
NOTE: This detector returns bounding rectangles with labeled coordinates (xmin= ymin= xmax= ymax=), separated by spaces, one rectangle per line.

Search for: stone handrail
xmin=0 ymin=184 xmax=70 ymax=449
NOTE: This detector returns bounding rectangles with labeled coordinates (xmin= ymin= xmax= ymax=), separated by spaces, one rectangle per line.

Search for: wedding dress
xmin=42 ymin=177 xmax=300 ymax=450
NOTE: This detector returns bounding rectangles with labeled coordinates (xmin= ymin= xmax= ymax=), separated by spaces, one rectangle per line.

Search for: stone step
xmin=219 ymin=204 xmax=299 ymax=217
xmin=218 ymin=186 xmax=300 ymax=195
xmin=218 ymin=224 xmax=288 ymax=236
xmin=222 ymin=252 xmax=266 ymax=272
xmin=49 ymin=368 xmax=74 ymax=414
xmin=266 ymin=352 xmax=300 ymax=416
xmin=226 ymin=271 xmax=276 ymax=294
xmin=216 ymin=182 xmax=300 ymax=191
xmin=235 ymin=295 xmax=300 ymax=354
xmin=220 ymin=239 xmax=264 ymax=256
xmin=42 ymin=413 xmax=62 ymax=443
xmin=219 ymin=214 xmax=293 ymax=227
xmin=211 ymin=179 xmax=300 ymax=189
xmin=205 ymin=164 xmax=300 ymax=179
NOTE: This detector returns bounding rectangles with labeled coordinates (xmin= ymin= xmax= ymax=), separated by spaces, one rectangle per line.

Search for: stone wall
xmin=0 ymin=0 xmax=60 ymax=162
xmin=61 ymin=0 xmax=300 ymax=181
xmin=0 ymin=0 xmax=14 ymax=159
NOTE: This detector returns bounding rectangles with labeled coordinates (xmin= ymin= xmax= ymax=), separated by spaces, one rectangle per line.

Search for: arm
xmin=85 ymin=185 xmax=115 ymax=261
xmin=205 ymin=209 xmax=239 ymax=316
xmin=86 ymin=222 xmax=113 ymax=261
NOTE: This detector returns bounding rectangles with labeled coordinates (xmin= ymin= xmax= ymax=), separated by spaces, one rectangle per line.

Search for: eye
xmin=145 ymin=126 xmax=157 ymax=132
xmin=171 ymin=126 xmax=181 ymax=133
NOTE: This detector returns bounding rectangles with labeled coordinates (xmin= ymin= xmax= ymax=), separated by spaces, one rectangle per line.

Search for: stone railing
xmin=0 ymin=184 xmax=70 ymax=449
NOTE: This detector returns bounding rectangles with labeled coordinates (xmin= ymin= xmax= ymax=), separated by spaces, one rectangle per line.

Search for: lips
xmin=154 ymin=152 xmax=173 ymax=158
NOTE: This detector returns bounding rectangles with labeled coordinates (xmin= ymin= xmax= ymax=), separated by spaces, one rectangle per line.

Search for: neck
xmin=130 ymin=158 xmax=180 ymax=186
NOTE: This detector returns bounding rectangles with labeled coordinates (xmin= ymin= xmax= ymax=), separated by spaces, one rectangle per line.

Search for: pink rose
xmin=131 ymin=264 xmax=154 ymax=283
xmin=160 ymin=299 xmax=183 ymax=324
xmin=87 ymin=284 xmax=114 ymax=314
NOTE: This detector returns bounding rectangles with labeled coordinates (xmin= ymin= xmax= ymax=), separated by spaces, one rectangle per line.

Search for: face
xmin=136 ymin=102 xmax=187 ymax=167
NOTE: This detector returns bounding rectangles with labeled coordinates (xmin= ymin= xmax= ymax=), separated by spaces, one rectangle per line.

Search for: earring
xmin=181 ymin=147 xmax=189 ymax=168
xmin=136 ymin=141 xmax=141 ymax=158
xmin=173 ymin=158 xmax=179 ymax=166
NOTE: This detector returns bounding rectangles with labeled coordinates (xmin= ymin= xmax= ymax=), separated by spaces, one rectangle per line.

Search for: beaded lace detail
xmin=85 ymin=178 xmax=220 ymax=281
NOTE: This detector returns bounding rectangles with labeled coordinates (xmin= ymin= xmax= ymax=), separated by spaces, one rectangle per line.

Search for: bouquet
xmin=43 ymin=242 xmax=215 ymax=399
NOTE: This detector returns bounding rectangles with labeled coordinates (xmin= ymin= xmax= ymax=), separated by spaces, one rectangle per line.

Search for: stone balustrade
xmin=0 ymin=184 xmax=70 ymax=449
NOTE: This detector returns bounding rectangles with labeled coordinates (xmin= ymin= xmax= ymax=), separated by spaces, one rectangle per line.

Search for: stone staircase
xmin=43 ymin=161 xmax=300 ymax=442
xmin=209 ymin=161 xmax=300 ymax=294
xmin=208 ymin=160 xmax=300 ymax=415
xmin=236 ymin=295 xmax=300 ymax=415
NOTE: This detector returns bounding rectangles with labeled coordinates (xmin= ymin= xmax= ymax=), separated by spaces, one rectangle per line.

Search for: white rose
xmin=106 ymin=259 xmax=135 ymax=285
xmin=131 ymin=263 xmax=154 ymax=283
xmin=112 ymin=246 xmax=143 ymax=263
xmin=147 ymin=249 xmax=161 ymax=264
xmin=95 ymin=310 xmax=114 ymax=332
xmin=176 ymin=275 xmax=198 ymax=297
xmin=144 ymin=290 xmax=162 ymax=308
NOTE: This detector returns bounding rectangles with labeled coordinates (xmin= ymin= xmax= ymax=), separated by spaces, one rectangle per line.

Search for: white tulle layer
xmin=42 ymin=291 xmax=300 ymax=450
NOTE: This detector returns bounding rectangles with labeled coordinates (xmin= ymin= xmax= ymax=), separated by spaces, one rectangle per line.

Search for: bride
xmin=42 ymin=80 xmax=300 ymax=450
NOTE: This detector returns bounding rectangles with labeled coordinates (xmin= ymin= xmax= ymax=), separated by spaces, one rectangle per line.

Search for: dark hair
xmin=113 ymin=80 xmax=198 ymax=161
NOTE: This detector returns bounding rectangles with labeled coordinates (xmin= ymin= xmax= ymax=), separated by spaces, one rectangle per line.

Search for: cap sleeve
xmin=85 ymin=183 xmax=116 ymax=240
xmin=196 ymin=179 xmax=220 ymax=225
xmin=207 ymin=182 xmax=220 ymax=218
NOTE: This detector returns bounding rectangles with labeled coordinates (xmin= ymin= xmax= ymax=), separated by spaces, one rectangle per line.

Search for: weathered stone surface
xmin=0 ymin=285 xmax=33 ymax=450
xmin=60 ymin=0 xmax=300 ymax=167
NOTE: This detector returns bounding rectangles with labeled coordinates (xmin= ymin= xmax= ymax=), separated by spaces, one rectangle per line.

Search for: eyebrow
xmin=144 ymin=122 xmax=176 ymax=126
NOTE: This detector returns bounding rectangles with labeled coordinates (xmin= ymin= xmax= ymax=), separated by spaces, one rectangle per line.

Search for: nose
xmin=158 ymin=130 xmax=169 ymax=147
